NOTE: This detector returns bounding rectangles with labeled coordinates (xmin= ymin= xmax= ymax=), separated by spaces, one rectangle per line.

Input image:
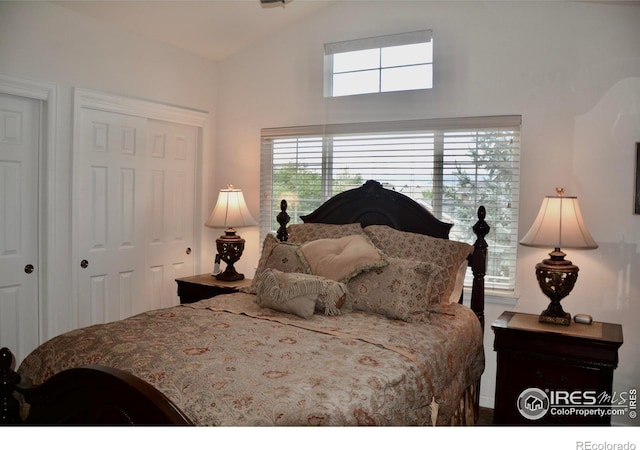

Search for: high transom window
xmin=324 ymin=30 xmax=433 ymax=97
xmin=260 ymin=116 xmax=521 ymax=293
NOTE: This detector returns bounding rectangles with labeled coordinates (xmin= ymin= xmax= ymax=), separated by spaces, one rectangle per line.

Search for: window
xmin=325 ymin=30 xmax=433 ymax=97
xmin=260 ymin=116 xmax=521 ymax=293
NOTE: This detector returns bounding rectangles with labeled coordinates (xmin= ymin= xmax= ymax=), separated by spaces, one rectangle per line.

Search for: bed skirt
xmin=448 ymin=380 xmax=480 ymax=425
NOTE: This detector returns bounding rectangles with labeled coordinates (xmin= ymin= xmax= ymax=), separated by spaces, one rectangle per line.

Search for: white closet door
xmin=0 ymin=93 xmax=40 ymax=363
xmin=144 ymin=119 xmax=196 ymax=312
xmin=76 ymin=109 xmax=147 ymax=327
xmin=75 ymin=109 xmax=197 ymax=327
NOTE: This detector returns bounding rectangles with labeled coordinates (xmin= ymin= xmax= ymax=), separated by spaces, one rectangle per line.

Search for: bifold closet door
xmin=75 ymin=109 xmax=196 ymax=328
xmin=144 ymin=119 xmax=196 ymax=312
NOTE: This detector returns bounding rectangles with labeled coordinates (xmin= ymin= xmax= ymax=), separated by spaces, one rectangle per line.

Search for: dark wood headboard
xmin=301 ymin=180 xmax=453 ymax=238
xmin=276 ymin=180 xmax=489 ymax=329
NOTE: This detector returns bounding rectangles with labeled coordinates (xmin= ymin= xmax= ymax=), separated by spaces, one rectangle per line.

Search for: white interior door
xmin=76 ymin=109 xmax=147 ymax=327
xmin=0 ymin=93 xmax=40 ymax=364
xmin=76 ymin=108 xmax=197 ymax=327
xmin=144 ymin=120 xmax=196 ymax=312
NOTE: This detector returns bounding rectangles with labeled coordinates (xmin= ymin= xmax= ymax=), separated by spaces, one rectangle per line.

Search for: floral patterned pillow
xmin=287 ymin=222 xmax=364 ymax=244
xmin=364 ymin=225 xmax=473 ymax=304
xmin=244 ymin=234 xmax=308 ymax=294
xmin=347 ymin=257 xmax=440 ymax=322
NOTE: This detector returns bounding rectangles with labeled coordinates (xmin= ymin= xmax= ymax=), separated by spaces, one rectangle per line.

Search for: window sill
xmin=464 ymin=288 xmax=518 ymax=306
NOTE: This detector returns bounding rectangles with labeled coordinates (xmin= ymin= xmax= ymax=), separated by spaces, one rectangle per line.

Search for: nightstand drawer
xmin=503 ymin=354 xmax=606 ymax=392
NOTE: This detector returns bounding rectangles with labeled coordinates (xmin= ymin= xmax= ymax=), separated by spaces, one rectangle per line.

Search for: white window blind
xmin=260 ymin=116 xmax=521 ymax=292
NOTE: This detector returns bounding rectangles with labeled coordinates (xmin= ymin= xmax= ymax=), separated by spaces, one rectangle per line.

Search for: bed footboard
xmin=1 ymin=347 xmax=192 ymax=425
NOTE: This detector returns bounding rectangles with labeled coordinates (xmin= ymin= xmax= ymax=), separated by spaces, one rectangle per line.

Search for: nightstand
xmin=175 ymin=274 xmax=252 ymax=304
xmin=492 ymin=311 xmax=623 ymax=426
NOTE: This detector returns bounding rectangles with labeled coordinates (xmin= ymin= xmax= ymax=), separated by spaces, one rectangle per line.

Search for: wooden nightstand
xmin=492 ymin=311 xmax=623 ymax=426
xmin=175 ymin=274 xmax=252 ymax=304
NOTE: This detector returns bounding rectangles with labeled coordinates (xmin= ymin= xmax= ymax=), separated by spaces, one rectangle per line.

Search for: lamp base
xmin=214 ymin=229 xmax=246 ymax=282
xmin=538 ymin=306 xmax=571 ymax=325
xmin=535 ymin=248 xmax=579 ymax=326
xmin=215 ymin=267 xmax=245 ymax=282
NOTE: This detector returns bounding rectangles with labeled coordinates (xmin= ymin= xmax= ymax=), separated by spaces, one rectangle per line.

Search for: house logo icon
xmin=517 ymin=388 xmax=550 ymax=420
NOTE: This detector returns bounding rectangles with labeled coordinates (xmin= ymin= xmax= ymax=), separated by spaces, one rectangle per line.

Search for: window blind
xmin=260 ymin=115 xmax=521 ymax=292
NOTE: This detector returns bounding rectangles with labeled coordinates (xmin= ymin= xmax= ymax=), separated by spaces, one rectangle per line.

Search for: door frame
xmin=0 ymin=73 xmax=57 ymax=345
xmin=71 ymin=88 xmax=208 ymax=328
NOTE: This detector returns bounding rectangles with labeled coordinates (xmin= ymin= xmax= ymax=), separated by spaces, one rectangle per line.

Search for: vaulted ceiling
xmin=56 ymin=0 xmax=336 ymax=61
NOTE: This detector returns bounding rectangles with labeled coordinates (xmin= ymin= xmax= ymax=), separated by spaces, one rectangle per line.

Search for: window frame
xmin=260 ymin=115 xmax=522 ymax=294
xmin=324 ymin=30 xmax=433 ymax=97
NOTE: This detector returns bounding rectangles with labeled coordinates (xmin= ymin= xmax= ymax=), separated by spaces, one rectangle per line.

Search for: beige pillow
xmin=255 ymin=269 xmax=348 ymax=318
xmin=364 ymin=225 xmax=473 ymax=304
xmin=347 ymin=257 xmax=440 ymax=322
xmin=245 ymin=234 xmax=308 ymax=294
xmin=297 ymin=234 xmax=387 ymax=283
xmin=287 ymin=222 xmax=364 ymax=244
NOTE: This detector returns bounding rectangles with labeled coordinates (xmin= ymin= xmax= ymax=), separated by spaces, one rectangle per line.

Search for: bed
xmin=0 ymin=180 xmax=489 ymax=426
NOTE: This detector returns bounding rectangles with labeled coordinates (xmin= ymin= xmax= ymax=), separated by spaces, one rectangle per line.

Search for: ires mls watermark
xmin=516 ymin=387 xmax=637 ymax=421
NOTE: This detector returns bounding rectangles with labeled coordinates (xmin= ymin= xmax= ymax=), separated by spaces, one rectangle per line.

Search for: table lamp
xmin=520 ymin=188 xmax=598 ymax=325
xmin=205 ymin=185 xmax=257 ymax=281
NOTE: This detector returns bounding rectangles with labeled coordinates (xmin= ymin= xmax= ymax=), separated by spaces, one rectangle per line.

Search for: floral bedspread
xmin=18 ymin=293 xmax=484 ymax=426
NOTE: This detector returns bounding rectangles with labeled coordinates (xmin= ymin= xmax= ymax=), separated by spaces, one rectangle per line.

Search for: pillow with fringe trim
xmin=244 ymin=234 xmax=308 ymax=295
xmin=255 ymin=268 xmax=348 ymax=318
xmin=296 ymin=234 xmax=387 ymax=283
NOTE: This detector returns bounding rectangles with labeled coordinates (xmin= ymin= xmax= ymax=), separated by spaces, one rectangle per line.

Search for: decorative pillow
xmin=313 ymin=277 xmax=349 ymax=315
xmin=287 ymin=222 xmax=364 ymax=244
xmin=364 ymin=225 xmax=473 ymax=304
xmin=245 ymin=234 xmax=308 ymax=294
xmin=255 ymin=268 xmax=348 ymax=318
xmin=347 ymin=257 xmax=440 ymax=322
xmin=296 ymin=234 xmax=387 ymax=283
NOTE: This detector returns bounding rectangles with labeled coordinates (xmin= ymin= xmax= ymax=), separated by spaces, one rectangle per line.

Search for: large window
xmin=324 ymin=30 xmax=433 ymax=97
xmin=260 ymin=116 xmax=521 ymax=293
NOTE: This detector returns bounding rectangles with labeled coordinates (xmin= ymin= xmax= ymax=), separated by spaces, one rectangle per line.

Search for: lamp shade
xmin=205 ymin=185 xmax=257 ymax=229
xmin=520 ymin=189 xmax=597 ymax=250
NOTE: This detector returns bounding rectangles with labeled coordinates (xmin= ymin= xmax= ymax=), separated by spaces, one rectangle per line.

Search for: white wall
xmin=215 ymin=1 xmax=640 ymax=425
xmin=0 ymin=2 xmax=219 ymax=340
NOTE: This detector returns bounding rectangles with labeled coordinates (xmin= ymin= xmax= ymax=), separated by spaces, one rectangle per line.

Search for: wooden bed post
xmin=0 ymin=347 xmax=21 ymax=424
xmin=470 ymin=206 xmax=490 ymax=331
xmin=276 ymin=199 xmax=290 ymax=242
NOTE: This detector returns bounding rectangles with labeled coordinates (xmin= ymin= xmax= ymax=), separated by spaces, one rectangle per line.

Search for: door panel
xmin=76 ymin=111 xmax=196 ymax=327
xmin=145 ymin=120 xmax=196 ymax=312
xmin=77 ymin=109 xmax=146 ymax=327
xmin=0 ymin=93 xmax=40 ymax=364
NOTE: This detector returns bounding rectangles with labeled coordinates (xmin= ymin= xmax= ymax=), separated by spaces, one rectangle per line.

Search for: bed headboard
xmin=300 ymin=179 xmax=453 ymax=238
xmin=275 ymin=180 xmax=489 ymax=329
